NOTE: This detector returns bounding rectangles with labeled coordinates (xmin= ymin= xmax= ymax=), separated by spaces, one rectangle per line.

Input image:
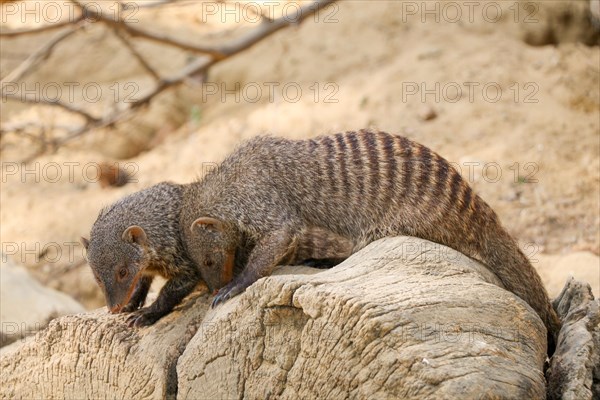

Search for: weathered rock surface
xmin=1 ymin=237 xmax=550 ymax=399
xmin=177 ymin=237 xmax=547 ymax=399
xmin=547 ymin=278 xmax=600 ymax=400
xmin=0 ymin=256 xmax=85 ymax=347
xmin=0 ymin=290 xmax=210 ymax=399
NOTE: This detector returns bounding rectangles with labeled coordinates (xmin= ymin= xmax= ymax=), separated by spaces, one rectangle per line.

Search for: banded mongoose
xmin=82 ymin=195 xmax=352 ymax=328
xmin=183 ymin=130 xmax=561 ymax=354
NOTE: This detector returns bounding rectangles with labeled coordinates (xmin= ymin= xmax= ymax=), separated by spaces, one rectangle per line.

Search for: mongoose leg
xmin=121 ymin=275 xmax=153 ymax=313
xmin=297 ymin=257 xmax=347 ymax=269
xmin=126 ymin=271 xmax=200 ymax=327
xmin=212 ymin=228 xmax=298 ymax=307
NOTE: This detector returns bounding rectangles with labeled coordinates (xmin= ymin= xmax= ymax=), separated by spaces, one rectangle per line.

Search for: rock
xmin=0 ymin=291 xmax=210 ymax=400
xmin=418 ymin=105 xmax=437 ymax=121
xmin=97 ymin=162 xmax=131 ymax=188
xmin=0 ymin=256 xmax=85 ymax=347
xmin=0 ymin=237 xmax=548 ymax=399
xmin=178 ymin=237 xmax=547 ymax=399
xmin=546 ymin=278 xmax=600 ymax=400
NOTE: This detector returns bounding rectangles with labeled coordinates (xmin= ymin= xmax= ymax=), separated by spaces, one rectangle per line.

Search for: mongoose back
xmin=183 ymin=130 xmax=561 ymax=354
xmin=82 ymin=186 xmax=353 ymax=328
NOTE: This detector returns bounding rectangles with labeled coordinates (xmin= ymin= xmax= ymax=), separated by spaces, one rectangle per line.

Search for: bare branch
xmin=73 ymin=1 xmax=227 ymax=58
xmin=75 ymin=0 xmax=337 ymax=58
xmin=0 ymin=121 xmax=77 ymax=137
xmin=112 ymin=28 xmax=161 ymax=80
xmin=0 ymin=16 xmax=84 ymax=37
xmin=125 ymin=0 xmax=195 ymax=9
xmin=59 ymin=57 xmax=214 ymax=142
xmin=111 ymin=22 xmax=227 ymax=58
xmin=219 ymin=0 xmax=337 ymax=56
xmin=215 ymin=0 xmax=274 ymax=23
xmin=1 ymin=22 xmax=86 ymax=83
xmin=2 ymin=93 xmax=100 ymax=123
xmin=2 ymin=0 xmax=339 ymax=161
xmin=52 ymin=105 xmax=136 ymax=148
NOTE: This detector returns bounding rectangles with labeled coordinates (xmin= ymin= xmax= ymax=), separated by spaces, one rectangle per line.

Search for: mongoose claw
xmin=211 ymin=282 xmax=244 ymax=308
xmin=121 ymin=301 xmax=142 ymax=313
xmin=125 ymin=308 xmax=160 ymax=328
xmin=211 ymin=291 xmax=230 ymax=308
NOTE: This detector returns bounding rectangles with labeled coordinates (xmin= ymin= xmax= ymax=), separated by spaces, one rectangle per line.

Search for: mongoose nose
xmin=109 ymin=304 xmax=122 ymax=314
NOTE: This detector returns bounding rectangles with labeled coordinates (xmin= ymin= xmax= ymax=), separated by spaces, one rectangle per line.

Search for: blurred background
xmin=1 ymin=0 xmax=599 ymax=346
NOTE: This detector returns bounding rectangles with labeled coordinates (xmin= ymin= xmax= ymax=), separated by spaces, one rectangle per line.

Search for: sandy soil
xmin=1 ymin=1 xmax=598 ymax=308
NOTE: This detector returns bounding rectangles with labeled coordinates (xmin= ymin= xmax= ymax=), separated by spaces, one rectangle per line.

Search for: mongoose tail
xmin=479 ymin=228 xmax=561 ymax=355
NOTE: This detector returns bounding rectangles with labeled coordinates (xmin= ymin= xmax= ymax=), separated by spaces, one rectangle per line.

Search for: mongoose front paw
xmin=126 ymin=308 xmax=161 ymax=328
xmin=121 ymin=300 xmax=143 ymax=313
xmin=211 ymin=281 xmax=245 ymax=308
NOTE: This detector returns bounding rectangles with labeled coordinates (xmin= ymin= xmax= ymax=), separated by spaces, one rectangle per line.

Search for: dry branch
xmin=1 ymin=0 xmax=338 ymax=161
xmin=2 ymin=93 xmax=100 ymax=123
xmin=0 ymin=16 xmax=83 ymax=37
xmin=125 ymin=0 xmax=194 ymax=10
xmin=112 ymin=28 xmax=161 ymax=80
xmin=1 ymin=22 xmax=85 ymax=83
xmin=215 ymin=0 xmax=274 ymax=23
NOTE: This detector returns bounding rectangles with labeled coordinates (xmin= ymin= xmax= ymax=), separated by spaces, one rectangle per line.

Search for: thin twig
xmin=71 ymin=0 xmax=227 ymax=58
xmin=3 ymin=0 xmax=339 ymax=161
xmin=112 ymin=28 xmax=161 ymax=80
xmin=215 ymin=0 xmax=274 ymax=23
xmin=219 ymin=0 xmax=337 ymax=56
xmin=54 ymin=56 xmax=216 ymax=146
xmin=0 ymin=121 xmax=76 ymax=135
xmin=2 ymin=93 xmax=100 ymax=123
xmin=1 ymin=22 xmax=86 ymax=83
xmin=125 ymin=0 xmax=190 ymax=9
xmin=0 ymin=16 xmax=84 ymax=37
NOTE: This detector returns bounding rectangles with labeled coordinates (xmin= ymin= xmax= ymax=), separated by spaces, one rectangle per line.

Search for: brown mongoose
xmin=182 ymin=130 xmax=561 ymax=354
xmin=82 ymin=194 xmax=352 ymax=328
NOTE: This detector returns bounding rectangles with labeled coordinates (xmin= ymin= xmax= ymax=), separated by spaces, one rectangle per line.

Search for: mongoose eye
xmin=118 ymin=266 xmax=128 ymax=280
xmin=204 ymin=259 xmax=214 ymax=267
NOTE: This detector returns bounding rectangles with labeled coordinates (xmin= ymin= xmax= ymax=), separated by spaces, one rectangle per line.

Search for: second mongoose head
xmin=186 ymin=217 xmax=239 ymax=293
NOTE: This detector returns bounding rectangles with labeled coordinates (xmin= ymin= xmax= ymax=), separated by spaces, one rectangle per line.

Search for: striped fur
xmin=183 ymin=130 xmax=560 ymax=354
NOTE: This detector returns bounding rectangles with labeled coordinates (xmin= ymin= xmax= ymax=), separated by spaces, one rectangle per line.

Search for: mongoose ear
xmin=191 ymin=217 xmax=223 ymax=234
xmin=81 ymin=237 xmax=90 ymax=250
xmin=122 ymin=225 xmax=148 ymax=245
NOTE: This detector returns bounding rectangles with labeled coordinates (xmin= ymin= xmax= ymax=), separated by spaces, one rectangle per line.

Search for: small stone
xmin=419 ymin=106 xmax=437 ymax=121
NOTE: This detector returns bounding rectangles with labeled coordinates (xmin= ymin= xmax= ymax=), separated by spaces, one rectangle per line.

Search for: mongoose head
xmin=82 ymin=225 xmax=150 ymax=313
xmin=187 ymin=217 xmax=237 ymax=293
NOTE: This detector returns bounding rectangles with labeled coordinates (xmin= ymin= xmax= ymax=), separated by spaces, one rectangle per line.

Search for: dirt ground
xmin=1 ymin=0 xmax=598 ymax=308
